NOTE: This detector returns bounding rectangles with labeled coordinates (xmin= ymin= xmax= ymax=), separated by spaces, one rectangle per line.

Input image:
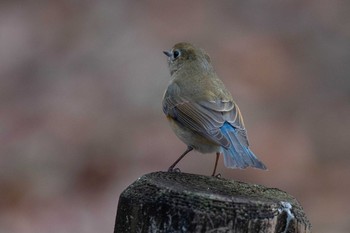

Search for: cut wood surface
xmin=115 ymin=171 xmax=311 ymax=233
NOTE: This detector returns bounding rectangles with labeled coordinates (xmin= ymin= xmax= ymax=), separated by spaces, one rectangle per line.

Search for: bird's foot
xmin=168 ymin=167 xmax=181 ymax=173
xmin=212 ymin=173 xmax=221 ymax=178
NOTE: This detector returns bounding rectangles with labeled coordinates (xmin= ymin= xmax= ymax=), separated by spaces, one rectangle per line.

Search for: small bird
xmin=162 ymin=42 xmax=266 ymax=176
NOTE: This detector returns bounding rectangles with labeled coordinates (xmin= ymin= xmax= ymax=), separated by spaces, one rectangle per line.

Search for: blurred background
xmin=1 ymin=1 xmax=349 ymax=232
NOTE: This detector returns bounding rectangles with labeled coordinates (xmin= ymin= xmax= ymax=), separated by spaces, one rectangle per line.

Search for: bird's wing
xmin=163 ymin=83 xmax=249 ymax=148
xmin=199 ymin=100 xmax=249 ymax=147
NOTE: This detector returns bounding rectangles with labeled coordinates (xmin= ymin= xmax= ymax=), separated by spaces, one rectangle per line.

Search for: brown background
xmin=1 ymin=1 xmax=350 ymax=232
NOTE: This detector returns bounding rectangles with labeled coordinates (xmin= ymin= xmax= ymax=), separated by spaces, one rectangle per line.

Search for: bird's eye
xmin=173 ymin=49 xmax=181 ymax=59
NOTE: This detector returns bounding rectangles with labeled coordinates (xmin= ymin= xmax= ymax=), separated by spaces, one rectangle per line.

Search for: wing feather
xmin=163 ymin=82 xmax=249 ymax=148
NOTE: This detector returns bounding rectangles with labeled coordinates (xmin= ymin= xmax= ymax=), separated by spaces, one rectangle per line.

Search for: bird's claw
xmin=212 ymin=173 xmax=221 ymax=178
xmin=168 ymin=167 xmax=181 ymax=173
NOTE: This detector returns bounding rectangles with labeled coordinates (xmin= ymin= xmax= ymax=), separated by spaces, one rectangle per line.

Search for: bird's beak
xmin=163 ymin=50 xmax=172 ymax=57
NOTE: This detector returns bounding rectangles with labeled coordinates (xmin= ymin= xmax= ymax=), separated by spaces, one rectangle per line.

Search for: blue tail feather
xmin=220 ymin=122 xmax=267 ymax=170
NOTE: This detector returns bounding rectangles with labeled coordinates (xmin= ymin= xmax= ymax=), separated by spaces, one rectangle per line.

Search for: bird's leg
xmin=211 ymin=152 xmax=220 ymax=177
xmin=168 ymin=146 xmax=193 ymax=172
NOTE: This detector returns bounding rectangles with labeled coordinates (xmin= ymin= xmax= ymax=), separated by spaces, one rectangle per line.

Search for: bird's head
xmin=163 ymin=42 xmax=212 ymax=75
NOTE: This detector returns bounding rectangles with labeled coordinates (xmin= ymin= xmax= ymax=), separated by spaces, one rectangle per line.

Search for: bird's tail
xmin=220 ymin=122 xmax=267 ymax=170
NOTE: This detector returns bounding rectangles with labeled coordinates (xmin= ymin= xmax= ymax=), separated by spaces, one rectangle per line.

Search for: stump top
xmin=116 ymin=171 xmax=311 ymax=232
xmin=124 ymin=171 xmax=299 ymax=207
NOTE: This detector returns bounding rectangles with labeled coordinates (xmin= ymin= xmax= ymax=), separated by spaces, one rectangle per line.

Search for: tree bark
xmin=115 ymin=171 xmax=311 ymax=233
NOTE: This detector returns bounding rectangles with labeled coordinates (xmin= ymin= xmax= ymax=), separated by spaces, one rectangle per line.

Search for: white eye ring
xmin=172 ymin=49 xmax=181 ymax=59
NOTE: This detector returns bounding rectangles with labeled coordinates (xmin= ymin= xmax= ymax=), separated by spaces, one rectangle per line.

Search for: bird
xmin=162 ymin=42 xmax=266 ymax=176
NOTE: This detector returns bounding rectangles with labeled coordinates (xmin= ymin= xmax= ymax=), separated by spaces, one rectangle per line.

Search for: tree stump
xmin=114 ymin=171 xmax=311 ymax=233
